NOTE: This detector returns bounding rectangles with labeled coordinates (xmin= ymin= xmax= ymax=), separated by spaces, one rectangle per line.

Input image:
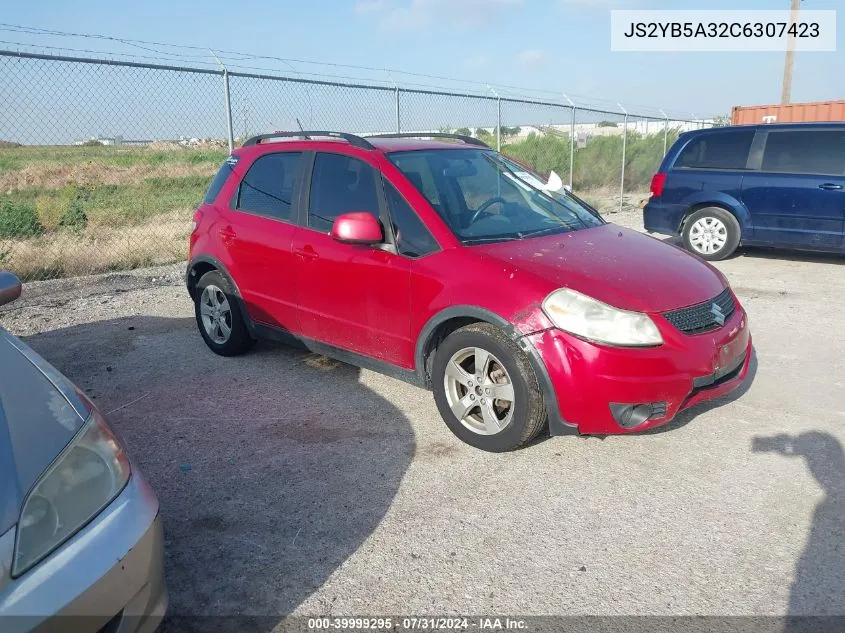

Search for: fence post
xmin=660 ymin=109 xmax=669 ymax=156
xmin=496 ymin=96 xmax=502 ymax=152
xmin=210 ymin=49 xmax=235 ymax=152
xmin=486 ymin=85 xmax=501 ymax=152
xmin=564 ymin=94 xmax=575 ymax=189
xmin=617 ymin=103 xmax=628 ymax=214
xmin=395 ymin=86 xmax=401 ymax=133
xmin=222 ymin=70 xmax=235 ymax=152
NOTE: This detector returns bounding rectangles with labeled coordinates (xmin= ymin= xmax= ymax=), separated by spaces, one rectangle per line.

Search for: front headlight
xmin=13 ymin=411 xmax=130 ymax=576
xmin=542 ymin=288 xmax=663 ymax=347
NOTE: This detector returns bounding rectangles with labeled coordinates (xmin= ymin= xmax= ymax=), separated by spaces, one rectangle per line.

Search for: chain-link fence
xmin=0 ymin=49 xmax=712 ymax=283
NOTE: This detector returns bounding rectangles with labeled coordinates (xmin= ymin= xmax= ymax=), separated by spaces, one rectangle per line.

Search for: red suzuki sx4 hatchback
xmin=187 ymin=132 xmax=752 ymax=452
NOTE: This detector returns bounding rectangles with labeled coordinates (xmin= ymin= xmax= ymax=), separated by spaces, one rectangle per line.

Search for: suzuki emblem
xmin=711 ymin=302 xmax=725 ymax=326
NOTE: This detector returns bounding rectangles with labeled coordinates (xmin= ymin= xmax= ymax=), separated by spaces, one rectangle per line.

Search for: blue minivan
xmin=643 ymin=123 xmax=845 ymax=260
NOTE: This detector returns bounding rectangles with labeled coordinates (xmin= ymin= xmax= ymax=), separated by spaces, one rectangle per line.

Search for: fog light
xmin=609 ymin=402 xmax=667 ymax=428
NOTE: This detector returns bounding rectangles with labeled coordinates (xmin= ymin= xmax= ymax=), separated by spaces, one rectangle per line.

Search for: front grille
xmin=663 ymin=288 xmax=735 ymax=335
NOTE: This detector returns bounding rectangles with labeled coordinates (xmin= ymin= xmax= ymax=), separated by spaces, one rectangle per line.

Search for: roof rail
xmin=242 ymin=131 xmax=375 ymax=150
xmin=365 ymin=132 xmax=491 ymax=149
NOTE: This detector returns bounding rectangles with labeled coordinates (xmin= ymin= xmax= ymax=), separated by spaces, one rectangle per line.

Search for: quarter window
xmin=762 ymin=130 xmax=845 ymax=176
xmin=204 ymin=156 xmax=238 ymax=204
xmin=309 ymin=153 xmax=381 ymax=233
xmin=236 ymin=152 xmax=303 ymax=220
xmin=675 ymin=131 xmax=754 ymax=170
xmin=384 ymin=181 xmax=438 ymax=258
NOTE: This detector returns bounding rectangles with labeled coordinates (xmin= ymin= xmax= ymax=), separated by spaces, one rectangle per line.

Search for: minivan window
xmin=762 ymin=130 xmax=845 ymax=176
xmin=309 ymin=153 xmax=381 ymax=233
xmin=675 ymin=131 xmax=754 ymax=170
xmin=236 ymin=152 xmax=303 ymax=221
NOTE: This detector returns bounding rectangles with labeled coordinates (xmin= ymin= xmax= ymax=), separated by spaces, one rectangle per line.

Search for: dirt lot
xmin=1 ymin=213 xmax=844 ymax=626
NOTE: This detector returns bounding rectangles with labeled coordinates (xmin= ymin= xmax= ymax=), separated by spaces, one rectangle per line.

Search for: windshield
xmin=388 ymin=149 xmax=604 ymax=245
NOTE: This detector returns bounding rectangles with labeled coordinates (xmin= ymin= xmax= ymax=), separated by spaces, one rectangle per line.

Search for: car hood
xmin=475 ymin=224 xmax=726 ymax=313
xmin=0 ymin=330 xmax=89 ymax=534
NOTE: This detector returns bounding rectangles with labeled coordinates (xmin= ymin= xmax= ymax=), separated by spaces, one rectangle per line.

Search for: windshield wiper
xmin=461 ymin=235 xmax=522 ymax=245
xmin=519 ymin=225 xmax=574 ymax=238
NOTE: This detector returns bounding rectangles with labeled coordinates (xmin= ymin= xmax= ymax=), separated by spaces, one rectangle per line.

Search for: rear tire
xmin=194 ymin=270 xmax=255 ymax=357
xmin=682 ymin=207 xmax=740 ymax=261
xmin=432 ymin=323 xmax=546 ymax=452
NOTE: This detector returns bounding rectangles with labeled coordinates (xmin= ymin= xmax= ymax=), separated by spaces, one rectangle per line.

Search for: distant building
xmin=72 ymin=135 xmax=124 ymax=146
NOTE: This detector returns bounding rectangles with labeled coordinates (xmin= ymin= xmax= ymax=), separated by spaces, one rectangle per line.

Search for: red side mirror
xmin=331 ymin=212 xmax=383 ymax=245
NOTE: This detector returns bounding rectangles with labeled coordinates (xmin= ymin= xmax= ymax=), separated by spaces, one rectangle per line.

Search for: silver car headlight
xmin=13 ymin=411 xmax=130 ymax=577
xmin=542 ymin=288 xmax=663 ymax=347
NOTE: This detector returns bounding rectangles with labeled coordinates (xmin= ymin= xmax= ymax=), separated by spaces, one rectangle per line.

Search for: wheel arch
xmin=187 ymin=256 xmax=257 ymax=339
xmin=415 ymin=306 xmax=573 ymax=436
xmin=186 ymin=255 xmax=242 ymax=300
xmin=414 ymin=306 xmax=516 ymax=387
xmin=679 ymin=196 xmax=749 ymax=238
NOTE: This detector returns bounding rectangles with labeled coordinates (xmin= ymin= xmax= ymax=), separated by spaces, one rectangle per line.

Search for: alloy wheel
xmin=199 ymin=284 xmax=232 ymax=344
xmin=443 ymin=346 xmax=515 ymax=435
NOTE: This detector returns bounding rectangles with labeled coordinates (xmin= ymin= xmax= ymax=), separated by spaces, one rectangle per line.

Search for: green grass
xmin=502 ymin=129 xmax=681 ymax=191
xmin=0 ymin=145 xmax=218 ymax=232
xmin=0 ymin=144 xmax=227 ymax=169
xmin=85 ymin=175 xmax=209 ymax=226
xmin=3 ymin=175 xmax=209 ymax=228
xmin=0 ymin=155 xmax=21 ymax=172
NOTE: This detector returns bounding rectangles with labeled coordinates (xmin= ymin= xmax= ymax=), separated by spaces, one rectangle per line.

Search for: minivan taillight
xmin=650 ymin=173 xmax=667 ymax=198
xmin=191 ymin=209 xmax=202 ymax=233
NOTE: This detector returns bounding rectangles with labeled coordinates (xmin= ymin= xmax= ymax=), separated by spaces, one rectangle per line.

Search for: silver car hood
xmin=0 ymin=329 xmax=90 ymax=534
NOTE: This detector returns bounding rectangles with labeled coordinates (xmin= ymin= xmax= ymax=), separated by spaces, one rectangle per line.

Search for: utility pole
xmin=781 ymin=0 xmax=802 ymax=104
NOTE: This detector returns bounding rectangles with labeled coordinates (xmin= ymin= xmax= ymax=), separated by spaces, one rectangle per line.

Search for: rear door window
xmin=761 ymin=130 xmax=845 ymax=176
xmin=308 ymin=153 xmax=381 ymax=233
xmin=235 ymin=152 xmax=303 ymax=221
xmin=675 ymin=131 xmax=755 ymax=170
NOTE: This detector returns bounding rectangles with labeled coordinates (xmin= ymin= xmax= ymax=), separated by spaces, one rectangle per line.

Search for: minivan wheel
xmin=682 ymin=207 xmax=740 ymax=261
xmin=194 ymin=270 xmax=255 ymax=356
xmin=432 ymin=323 xmax=546 ymax=452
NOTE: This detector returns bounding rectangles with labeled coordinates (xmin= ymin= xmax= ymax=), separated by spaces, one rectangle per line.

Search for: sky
xmin=1 ymin=0 xmax=842 ymax=120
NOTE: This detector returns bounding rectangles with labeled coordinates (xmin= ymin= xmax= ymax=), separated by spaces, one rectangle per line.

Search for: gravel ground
xmin=1 ymin=215 xmax=844 ymax=626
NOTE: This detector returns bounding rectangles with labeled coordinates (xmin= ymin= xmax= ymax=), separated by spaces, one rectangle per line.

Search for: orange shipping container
xmin=731 ymin=100 xmax=845 ymax=125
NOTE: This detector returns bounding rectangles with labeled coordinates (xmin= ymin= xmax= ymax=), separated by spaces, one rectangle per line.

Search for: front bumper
xmin=527 ymin=301 xmax=751 ymax=435
xmin=0 ymin=467 xmax=167 ymax=633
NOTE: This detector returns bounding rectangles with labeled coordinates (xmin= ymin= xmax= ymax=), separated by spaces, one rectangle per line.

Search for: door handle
xmin=295 ymin=245 xmax=318 ymax=260
xmin=818 ymin=183 xmax=843 ymax=191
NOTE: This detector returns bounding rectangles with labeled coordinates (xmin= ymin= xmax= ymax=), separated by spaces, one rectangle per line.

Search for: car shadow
xmin=641 ymin=345 xmax=758 ymax=435
xmin=751 ymin=431 xmax=845 ymax=627
xmin=23 ymin=316 xmax=416 ymax=632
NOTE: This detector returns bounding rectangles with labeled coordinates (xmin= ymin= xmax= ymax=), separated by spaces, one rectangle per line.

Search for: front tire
xmin=432 ymin=323 xmax=547 ymax=452
xmin=682 ymin=207 xmax=740 ymax=261
xmin=194 ymin=270 xmax=255 ymax=356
